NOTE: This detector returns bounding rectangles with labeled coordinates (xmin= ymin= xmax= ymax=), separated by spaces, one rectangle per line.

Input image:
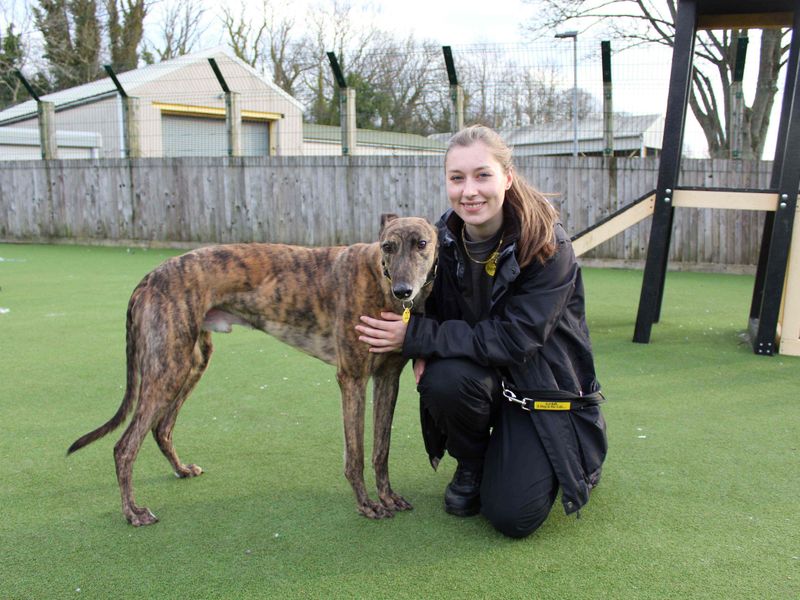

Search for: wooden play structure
xmin=572 ymin=0 xmax=800 ymax=357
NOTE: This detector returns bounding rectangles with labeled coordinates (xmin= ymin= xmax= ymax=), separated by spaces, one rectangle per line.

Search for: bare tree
xmin=220 ymin=0 xmax=266 ymax=68
xmin=217 ymin=0 xmax=505 ymax=135
xmin=359 ymin=36 xmax=444 ymax=133
xmin=219 ymin=0 xmax=315 ymax=97
xmin=451 ymin=46 xmax=597 ymax=130
xmin=299 ymin=0 xmax=383 ymax=123
xmin=524 ymin=0 xmax=788 ymax=158
xmin=508 ymin=65 xmax=594 ymax=127
xmin=149 ymin=0 xmax=206 ymax=61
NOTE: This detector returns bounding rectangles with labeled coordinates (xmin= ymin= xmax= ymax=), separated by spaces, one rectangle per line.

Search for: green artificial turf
xmin=0 ymin=243 xmax=797 ymax=599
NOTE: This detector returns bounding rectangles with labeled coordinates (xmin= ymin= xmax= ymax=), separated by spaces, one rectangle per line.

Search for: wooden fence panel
xmin=0 ymin=155 xmax=777 ymax=268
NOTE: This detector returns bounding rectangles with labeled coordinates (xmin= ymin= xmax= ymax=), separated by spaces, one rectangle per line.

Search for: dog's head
xmin=379 ymin=214 xmax=438 ymax=305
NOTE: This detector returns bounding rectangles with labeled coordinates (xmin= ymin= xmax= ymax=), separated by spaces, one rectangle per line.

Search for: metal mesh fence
xmin=0 ymin=38 xmax=700 ymax=161
xmin=0 ymin=33 xmax=787 ymax=163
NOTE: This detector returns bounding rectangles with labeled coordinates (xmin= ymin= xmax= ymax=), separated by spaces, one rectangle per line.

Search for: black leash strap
xmin=501 ymin=381 xmax=605 ymax=412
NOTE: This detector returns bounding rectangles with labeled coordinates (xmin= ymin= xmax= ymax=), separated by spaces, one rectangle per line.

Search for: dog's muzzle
xmin=391 ymin=284 xmax=413 ymax=300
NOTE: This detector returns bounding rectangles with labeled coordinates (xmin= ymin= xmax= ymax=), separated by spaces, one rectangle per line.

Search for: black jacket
xmin=403 ymin=208 xmax=607 ymax=515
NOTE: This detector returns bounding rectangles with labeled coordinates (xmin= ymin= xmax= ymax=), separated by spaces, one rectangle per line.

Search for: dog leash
xmin=501 ymin=381 xmax=605 ymax=412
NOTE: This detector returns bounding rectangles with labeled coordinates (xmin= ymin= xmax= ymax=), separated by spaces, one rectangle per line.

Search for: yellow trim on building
xmin=152 ymin=102 xmax=282 ymax=121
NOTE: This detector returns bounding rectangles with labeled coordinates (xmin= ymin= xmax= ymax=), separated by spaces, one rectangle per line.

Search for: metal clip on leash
xmin=501 ymin=380 xmax=533 ymax=412
xmin=501 ymin=380 xmax=579 ymax=412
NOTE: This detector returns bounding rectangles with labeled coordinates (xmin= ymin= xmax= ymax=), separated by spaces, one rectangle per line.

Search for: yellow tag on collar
xmin=402 ymin=307 xmax=411 ymax=324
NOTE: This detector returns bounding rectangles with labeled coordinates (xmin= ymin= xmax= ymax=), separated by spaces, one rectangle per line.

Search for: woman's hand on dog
xmin=356 ymin=312 xmax=407 ymax=353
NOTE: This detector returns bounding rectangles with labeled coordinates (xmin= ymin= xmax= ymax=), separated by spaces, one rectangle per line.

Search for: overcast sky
xmin=364 ymin=0 xmax=533 ymax=45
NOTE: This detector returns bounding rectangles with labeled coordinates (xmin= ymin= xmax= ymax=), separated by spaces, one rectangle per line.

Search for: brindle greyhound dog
xmin=68 ymin=215 xmax=438 ymax=526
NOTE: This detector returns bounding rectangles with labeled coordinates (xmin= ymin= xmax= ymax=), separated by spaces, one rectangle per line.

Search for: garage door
xmin=162 ymin=114 xmax=270 ymax=157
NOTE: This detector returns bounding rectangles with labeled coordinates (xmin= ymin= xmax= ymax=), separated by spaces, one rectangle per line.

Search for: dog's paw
xmin=126 ymin=507 xmax=159 ymax=527
xmin=380 ymin=491 xmax=413 ymax=512
xmin=357 ymin=499 xmax=394 ymax=520
xmin=174 ymin=464 xmax=203 ymax=478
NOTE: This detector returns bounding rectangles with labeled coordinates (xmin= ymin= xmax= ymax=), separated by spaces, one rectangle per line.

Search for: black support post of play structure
xmin=633 ymin=0 xmax=697 ymax=343
xmin=633 ymin=0 xmax=800 ymax=355
xmin=751 ymin=6 xmax=800 ymax=355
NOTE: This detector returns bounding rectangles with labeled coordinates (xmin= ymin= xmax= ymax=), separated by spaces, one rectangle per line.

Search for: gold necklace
xmin=461 ymin=225 xmax=503 ymax=277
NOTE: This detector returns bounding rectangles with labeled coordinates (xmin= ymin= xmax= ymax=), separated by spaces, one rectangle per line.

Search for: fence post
xmin=13 ymin=70 xmax=58 ymax=160
xmin=38 ymin=101 xmax=58 ymax=160
xmin=123 ymin=96 xmax=142 ymax=158
xmin=208 ymin=58 xmax=242 ymax=157
xmin=443 ymin=46 xmax=464 ymax=132
xmin=341 ymin=88 xmax=357 ymax=156
xmin=450 ymin=85 xmax=464 ymax=133
xmin=602 ymin=41 xmax=614 ymax=157
xmin=327 ymin=52 xmax=356 ymax=156
xmin=225 ymin=91 xmax=242 ymax=157
xmin=104 ymin=66 xmax=143 ymax=159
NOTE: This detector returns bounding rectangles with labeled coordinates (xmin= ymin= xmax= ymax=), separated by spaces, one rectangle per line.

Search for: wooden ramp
xmin=571 ymin=190 xmax=656 ymax=257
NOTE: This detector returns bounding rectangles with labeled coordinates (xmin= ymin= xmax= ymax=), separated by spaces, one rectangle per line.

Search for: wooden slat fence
xmin=0 ymin=155 xmax=774 ymax=268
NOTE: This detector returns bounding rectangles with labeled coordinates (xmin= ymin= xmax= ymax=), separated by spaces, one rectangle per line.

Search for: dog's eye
xmin=417 ymin=240 xmax=427 ymax=250
xmin=382 ymin=242 xmax=395 ymax=253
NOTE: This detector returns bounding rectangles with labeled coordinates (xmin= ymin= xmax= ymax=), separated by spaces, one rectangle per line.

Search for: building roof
xmin=0 ymin=46 xmax=303 ymax=125
xmin=431 ymin=114 xmax=664 ymax=156
xmin=304 ymin=124 xmax=447 ymax=152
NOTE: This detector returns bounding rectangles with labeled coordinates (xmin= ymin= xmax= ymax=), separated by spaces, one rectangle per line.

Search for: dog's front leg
xmin=372 ymin=368 xmax=413 ymax=512
xmin=337 ymin=371 xmax=393 ymax=519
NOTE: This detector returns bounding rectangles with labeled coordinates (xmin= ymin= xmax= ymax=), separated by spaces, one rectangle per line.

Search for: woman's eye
xmin=450 ymin=175 xmax=463 ymax=182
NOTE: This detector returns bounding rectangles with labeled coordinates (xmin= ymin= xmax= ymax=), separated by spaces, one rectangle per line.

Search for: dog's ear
xmin=379 ymin=213 xmax=399 ymax=235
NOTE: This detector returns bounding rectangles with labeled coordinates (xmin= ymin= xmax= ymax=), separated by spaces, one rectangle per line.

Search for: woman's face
xmin=445 ymin=141 xmax=512 ymax=240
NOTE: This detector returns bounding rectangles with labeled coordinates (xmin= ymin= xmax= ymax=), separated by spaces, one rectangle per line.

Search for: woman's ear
xmin=505 ymin=168 xmax=513 ymax=191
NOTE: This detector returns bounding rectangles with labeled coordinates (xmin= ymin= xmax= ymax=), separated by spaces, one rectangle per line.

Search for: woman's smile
xmin=461 ymin=200 xmax=487 ymax=212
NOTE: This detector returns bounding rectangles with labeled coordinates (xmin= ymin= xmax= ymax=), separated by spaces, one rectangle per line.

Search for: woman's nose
xmin=462 ymin=177 xmax=477 ymax=197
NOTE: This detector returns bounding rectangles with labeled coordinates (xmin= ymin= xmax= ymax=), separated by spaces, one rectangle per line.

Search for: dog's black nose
xmin=392 ymin=284 xmax=413 ymax=300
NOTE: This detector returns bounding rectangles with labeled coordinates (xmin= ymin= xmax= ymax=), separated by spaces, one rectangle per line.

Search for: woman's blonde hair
xmin=446 ymin=125 xmax=559 ymax=267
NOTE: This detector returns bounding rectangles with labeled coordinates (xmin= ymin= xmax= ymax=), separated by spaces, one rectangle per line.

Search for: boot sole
xmin=445 ymin=502 xmax=481 ymax=517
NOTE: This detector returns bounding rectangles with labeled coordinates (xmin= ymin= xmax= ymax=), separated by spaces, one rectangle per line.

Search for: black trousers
xmin=418 ymin=358 xmax=558 ymax=538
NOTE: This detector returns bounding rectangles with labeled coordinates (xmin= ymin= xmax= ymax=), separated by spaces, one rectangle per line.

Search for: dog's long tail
xmin=67 ymin=297 xmax=140 ymax=455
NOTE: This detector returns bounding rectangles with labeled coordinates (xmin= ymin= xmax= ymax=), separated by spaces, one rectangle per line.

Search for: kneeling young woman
xmin=356 ymin=125 xmax=607 ymax=538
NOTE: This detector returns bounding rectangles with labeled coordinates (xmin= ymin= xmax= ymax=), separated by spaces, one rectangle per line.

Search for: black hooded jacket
xmin=402 ymin=208 xmax=608 ymax=515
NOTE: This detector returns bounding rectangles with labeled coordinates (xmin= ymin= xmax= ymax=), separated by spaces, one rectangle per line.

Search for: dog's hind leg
xmin=338 ymin=372 xmax=393 ymax=519
xmin=114 ymin=399 xmax=163 ymax=526
xmin=372 ymin=366 xmax=413 ymax=513
xmin=115 ymin=360 xmax=193 ymax=526
xmin=152 ymin=332 xmax=213 ymax=479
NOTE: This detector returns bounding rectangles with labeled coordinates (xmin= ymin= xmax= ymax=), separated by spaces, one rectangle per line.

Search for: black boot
xmin=445 ymin=461 xmax=483 ymax=517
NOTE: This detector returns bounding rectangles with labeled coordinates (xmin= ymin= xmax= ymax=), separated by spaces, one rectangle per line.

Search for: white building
xmin=0 ymin=47 xmax=305 ymax=159
xmin=501 ymin=114 xmax=665 ymax=157
xmin=303 ymin=124 xmax=446 ymax=156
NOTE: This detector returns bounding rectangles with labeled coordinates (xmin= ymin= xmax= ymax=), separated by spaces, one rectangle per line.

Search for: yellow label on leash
xmin=534 ymin=401 xmax=571 ymax=411
xmin=402 ymin=307 xmax=411 ymax=324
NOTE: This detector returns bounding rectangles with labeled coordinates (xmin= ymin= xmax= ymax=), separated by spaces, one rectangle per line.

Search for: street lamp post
xmin=555 ymin=30 xmax=578 ymax=157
